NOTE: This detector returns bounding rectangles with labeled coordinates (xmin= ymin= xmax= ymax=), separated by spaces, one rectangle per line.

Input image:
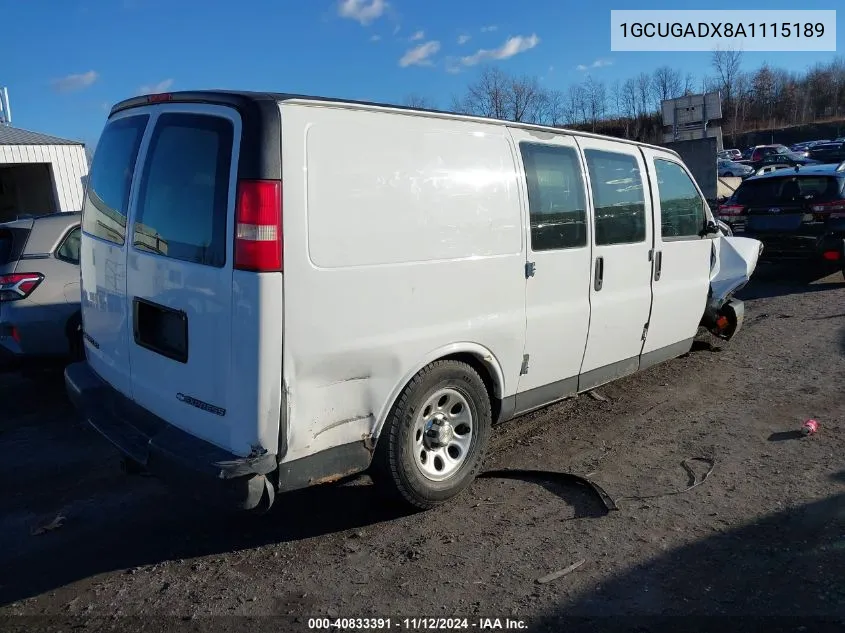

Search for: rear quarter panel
xmin=279 ymin=102 xmax=527 ymax=462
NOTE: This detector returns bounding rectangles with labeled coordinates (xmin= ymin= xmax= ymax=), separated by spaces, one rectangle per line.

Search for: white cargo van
xmin=65 ymin=91 xmax=762 ymax=513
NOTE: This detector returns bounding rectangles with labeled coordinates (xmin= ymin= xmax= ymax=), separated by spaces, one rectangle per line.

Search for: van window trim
xmin=517 ymin=140 xmax=591 ymax=253
xmin=121 ymin=103 xmax=244 ymax=270
xmin=651 ymin=156 xmax=712 ymax=243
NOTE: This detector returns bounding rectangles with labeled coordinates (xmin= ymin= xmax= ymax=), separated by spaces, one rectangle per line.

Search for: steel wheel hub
xmin=411 ymin=387 xmax=474 ymax=482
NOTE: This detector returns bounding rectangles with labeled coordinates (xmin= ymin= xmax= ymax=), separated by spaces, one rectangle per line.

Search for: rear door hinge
xmin=641 ymin=323 xmax=649 ymax=341
xmin=525 ymin=261 xmax=536 ymax=278
xmin=520 ymin=354 xmax=530 ymax=375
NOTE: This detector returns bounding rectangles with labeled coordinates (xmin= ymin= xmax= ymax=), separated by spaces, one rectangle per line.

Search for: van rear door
xmin=124 ymin=104 xmax=240 ymax=452
xmin=80 ymin=114 xmax=150 ymax=398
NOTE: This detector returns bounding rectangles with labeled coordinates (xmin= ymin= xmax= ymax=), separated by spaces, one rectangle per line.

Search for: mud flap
xmin=479 ymin=468 xmax=618 ymax=512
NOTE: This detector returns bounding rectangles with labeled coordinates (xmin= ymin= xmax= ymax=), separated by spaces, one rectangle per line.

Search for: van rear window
xmin=736 ymin=176 xmax=843 ymax=205
xmin=132 ymin=113 xmax=233 ymax=268
xmin=82 ymin=116 xmax=149 ymax=245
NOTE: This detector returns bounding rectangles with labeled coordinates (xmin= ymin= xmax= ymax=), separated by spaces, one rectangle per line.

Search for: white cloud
xmin=480 ymin=25 xmax=498 ymax=32
xmin=399 ymin=40 xmax=441 ymax=67
xmin=52 ymin=70 xmax=99 ymax=93
xmin=410 ymin=30 xmax=424 ymax=41
xmin=371 ymin=34 xmax=381 ymax=41
xmin=393 ymin=24 xmax=401 ymax=35
xmin=576 ymin=58 xmax=613 ymax=71
xmin=138 ymin=78 xmax=174 ymax=94
xmin=457 ymin=34 xmax=471 ymax=45
xmin=445 ymin=58 xmax=463 ymax=74
xmin=338 ymin=0 xmax=386 ymax=26
xmin=460 ymin=34 xmax=540 ymax=66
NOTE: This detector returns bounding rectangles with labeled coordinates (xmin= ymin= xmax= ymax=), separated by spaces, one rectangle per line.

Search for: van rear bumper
xmin=64 ymin=361 xmax=276 ymax=511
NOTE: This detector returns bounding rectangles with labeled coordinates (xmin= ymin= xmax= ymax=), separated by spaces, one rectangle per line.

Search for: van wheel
xmin=374 ymin=360 xmax=492 ymax=510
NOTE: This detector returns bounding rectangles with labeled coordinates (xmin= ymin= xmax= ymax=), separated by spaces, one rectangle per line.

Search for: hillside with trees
xmin=405 ymin=51 xmax=845 ymax=147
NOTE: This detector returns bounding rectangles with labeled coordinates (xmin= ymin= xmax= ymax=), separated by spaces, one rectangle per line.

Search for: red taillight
xmin=718 ymin=204 xmax=745 ymax=216
xmin=234 ymin=180 xmax=283 ymax=272
xmin=0 ymin=273 xmax=44 ymax=302
xmin=810 ymin=201 xmax=845 ymax=213
xmin=147 ymin=93 xmax=172 ymax=103
xmin=822 ymin=250 xmax=841 ymax=261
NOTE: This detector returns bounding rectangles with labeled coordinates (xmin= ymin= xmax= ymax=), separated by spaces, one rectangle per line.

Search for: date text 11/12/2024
xmin=307 ymin=617 xmax=529 ymax=630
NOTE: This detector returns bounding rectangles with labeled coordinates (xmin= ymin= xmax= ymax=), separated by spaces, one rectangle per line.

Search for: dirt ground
xmin=1 ymin=262 xmax=844 ymax=633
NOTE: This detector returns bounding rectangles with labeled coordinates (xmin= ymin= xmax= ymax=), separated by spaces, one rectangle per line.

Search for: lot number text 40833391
xmin=307 ymin=617 xmax=529 ymax=630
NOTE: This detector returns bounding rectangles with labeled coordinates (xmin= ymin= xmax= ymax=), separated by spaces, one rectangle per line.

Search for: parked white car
xmin=718 ymin=149 xmax=742 ymax=161
xmin=66 ymin=91 xmax=762 ymax=513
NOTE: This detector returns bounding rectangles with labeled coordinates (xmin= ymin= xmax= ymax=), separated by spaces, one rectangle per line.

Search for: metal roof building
xmin=0 ymin=125 xmax=89 ymax=223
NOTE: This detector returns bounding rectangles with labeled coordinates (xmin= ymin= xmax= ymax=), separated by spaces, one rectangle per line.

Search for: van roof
xmin=110 ymin=90 xmax=678 ymax=157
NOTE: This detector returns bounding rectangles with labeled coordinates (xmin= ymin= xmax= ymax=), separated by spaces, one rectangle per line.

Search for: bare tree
xmin=584 ymin=76 xmax=607 ymax=131
xmin=508 ymin=74 xmax=545 ymax=123
xmin=453 ymin=67 xmax=547 ymax=123
xmin=537 ymin=89 xmax=565 ymax=127
xmin=621 ymin=78 xmax=638 ymax=137
xmin=610 ymin=79 xmax=622 ymax=118
xmin=712 ymin=46 xmax=743 ymax=138
xmin=455 ymin=66 xmax=510 ymax=119
xmin=403 ymin=94 xmax=437 ymax=109
xmin=712 ymin=47 xmax=743 ymax=101
xmin=751 ymin=64 xmax=775 ymax=129
xmin=636 ymin=72 xmax=653 ymax=115
xmin=683 ymin=73 xmax=696 ymax=96
xmin=573 ymin=83 xmax=589 ymax=125
xmin=651 ymin=66 xmax=682 ymax=105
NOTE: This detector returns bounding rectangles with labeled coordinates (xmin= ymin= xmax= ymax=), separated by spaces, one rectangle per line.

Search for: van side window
xmin=133 ymin=113 xmax=233 ymax=268
xmin=520 ymin=143 xmax=588 ymax=250
xmin=653 ymin=160 xmax=706 ymax=238
xmin=82 ymin=116 xmax=149 ymax=245
xmin=56 ymin=226 xmax=82 ymax=264
xmin=584 ymin=150 xmax=646 ymax=245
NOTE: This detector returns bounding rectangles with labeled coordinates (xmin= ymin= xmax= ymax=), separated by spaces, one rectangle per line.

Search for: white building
xmin=0 ymin=126 xmax=89 ymax=224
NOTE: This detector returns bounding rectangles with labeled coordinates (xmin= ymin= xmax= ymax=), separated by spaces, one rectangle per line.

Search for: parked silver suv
xmin=0 ymin=212 xmax=83 ymax=375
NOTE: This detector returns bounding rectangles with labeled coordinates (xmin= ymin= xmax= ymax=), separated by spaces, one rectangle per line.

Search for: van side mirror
xmin=701 ymin=219 xmax=721 ymax=237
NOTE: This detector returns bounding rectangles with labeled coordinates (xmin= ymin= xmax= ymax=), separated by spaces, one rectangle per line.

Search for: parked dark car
xmin=717 ymin=163 xmax=845 ymax=276
xmin=745 ymin=145 xmax=791 ymax=163
xmin=807 ymin=142 xmax=845 ymax=164
xmin=747 ymin=151 xmax=821 ymax=171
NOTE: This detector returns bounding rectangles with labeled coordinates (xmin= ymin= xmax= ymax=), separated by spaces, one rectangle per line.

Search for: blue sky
xmin=2 ymin=0 xmax=842 ymax=148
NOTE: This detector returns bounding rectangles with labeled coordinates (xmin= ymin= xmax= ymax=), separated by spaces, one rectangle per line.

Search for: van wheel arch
xmin=371 ymin=346 xmax=504 ymax=445
xmin=371 ymin=358 xmax=493 ymax=509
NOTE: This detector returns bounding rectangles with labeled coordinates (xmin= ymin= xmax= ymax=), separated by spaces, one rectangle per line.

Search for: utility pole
xmin=0 ymin=87 xmax=11 ymax=126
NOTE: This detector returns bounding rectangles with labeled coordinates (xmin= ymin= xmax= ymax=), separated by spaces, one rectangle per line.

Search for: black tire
xmin=373 ymin=360 xmax=492 ymax=510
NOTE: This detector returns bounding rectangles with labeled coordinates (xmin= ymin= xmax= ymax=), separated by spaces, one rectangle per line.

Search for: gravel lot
xmin=1 ymin=262 xmax=844 ymax=632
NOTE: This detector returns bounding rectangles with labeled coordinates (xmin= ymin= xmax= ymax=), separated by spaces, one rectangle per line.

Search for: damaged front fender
xmin=701 ymin=236 xmax=763 ymax=340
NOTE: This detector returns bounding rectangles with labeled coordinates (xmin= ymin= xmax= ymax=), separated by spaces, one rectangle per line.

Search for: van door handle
xmin=594 ymin=256 xmax=604 ymax=291
xmin=654 ymin=250 xmax=663 ymax=281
